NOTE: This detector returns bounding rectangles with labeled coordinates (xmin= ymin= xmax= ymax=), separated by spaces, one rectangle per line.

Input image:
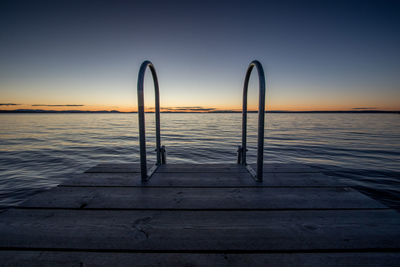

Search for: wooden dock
xmin=0 ymin=163 xmax=399 ymax=266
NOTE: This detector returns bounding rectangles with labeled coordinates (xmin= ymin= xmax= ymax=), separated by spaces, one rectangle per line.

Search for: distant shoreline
xmin=1 ymin=110 xmax=399 ymax=114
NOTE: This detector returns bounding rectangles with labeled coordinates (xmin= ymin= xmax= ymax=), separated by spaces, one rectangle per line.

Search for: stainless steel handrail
xmin=237 ymin=60 xmax=266 ymax=182
xmin=137 ymin=60 xmax=166 ymax=182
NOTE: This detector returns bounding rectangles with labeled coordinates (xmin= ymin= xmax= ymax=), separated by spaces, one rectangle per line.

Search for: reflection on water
xmin=0 ymin=113 xmax=399 ymax=208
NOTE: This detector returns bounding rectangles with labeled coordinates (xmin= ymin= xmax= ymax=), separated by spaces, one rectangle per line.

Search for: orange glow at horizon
xmin=1 ymin=103 xmax=399 ymax=112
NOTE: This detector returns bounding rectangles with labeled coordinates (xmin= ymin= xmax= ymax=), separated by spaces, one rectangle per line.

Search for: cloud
xmin=173 ymin=106 xmax=207 ymax=109
xmin=0 ymin=103 xmax=20 ymax=106
xmin=162 ymin=106 xmax=217 ymax=112
xmin=352 ymin=107 xmax=377 ymax=110
xmin=32 ymin=104 xmax=85 ymax=107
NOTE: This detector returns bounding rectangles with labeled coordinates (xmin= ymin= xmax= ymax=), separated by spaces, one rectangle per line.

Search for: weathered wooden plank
xmin=0 ymin=209 xmax=399 ymax=251
xmin=158 ymin=164 xmax=318 ymax=173
xmin=250 ymin=163 xmax=320 ymax=173
xmin=85 ymin=164 xmax=247 ymax=173
xmin=85 ymin=163 xmax=319 ymax=173
xmin=1 ymin=251 xmax=399 ymax=267
xmin=61 ymin=173 xmax=142 ymax=186
xmin=62 ymin=172 xmax=341 ymax=187
xmin=19 ymin=187 xmax=387 ymax=209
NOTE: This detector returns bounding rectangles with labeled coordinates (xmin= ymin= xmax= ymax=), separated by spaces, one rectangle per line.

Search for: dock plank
xmin=1 ymin=162 xmax=399 ymax=265
xmin=61 ymin=172 xmax=344 ymax=187
xmin=0 ymin=209 xmax=399 ymax=251
xmin=85 ymin=163 xmax=319 ymax=173
xmin=1 ymin=251 xmax=400 ymax=267
xmin=19 ymin=187 xmax=387 ymax=210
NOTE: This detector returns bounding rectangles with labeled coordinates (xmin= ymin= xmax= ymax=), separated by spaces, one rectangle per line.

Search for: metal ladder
xmin=137 ymin=60 xmax=266 ymax=182
xmin=137 ymin=61 xmax=166 ymax=182
xmin=237 ymin=60 xmax=266 ymax=182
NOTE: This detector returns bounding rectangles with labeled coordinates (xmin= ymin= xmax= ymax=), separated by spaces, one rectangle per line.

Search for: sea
xmin=0 ymin=113 xmax=399 ymax=209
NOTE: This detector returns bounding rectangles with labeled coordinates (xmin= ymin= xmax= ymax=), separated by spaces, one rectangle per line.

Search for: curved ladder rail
xmin=137 ymin=60 xmax=166 ymax=182
xmin=237 ymin=60 xmax=266 ymax=182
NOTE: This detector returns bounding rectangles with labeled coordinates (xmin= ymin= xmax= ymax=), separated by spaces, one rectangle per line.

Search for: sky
xmin=0 ymin=0 xmax=399 ymax=112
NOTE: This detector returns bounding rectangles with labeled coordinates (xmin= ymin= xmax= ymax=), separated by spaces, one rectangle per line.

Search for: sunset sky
xmin=1 ymin=0 xmax=399 ymax=112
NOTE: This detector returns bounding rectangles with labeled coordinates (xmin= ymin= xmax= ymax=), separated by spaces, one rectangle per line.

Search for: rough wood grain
xmin=2 ymin=162 xmax=399 ymax=265
xmin=0 ymin=209 xmax=399 ymax=251
xmin=85 ymin=163 xmax=319 ymax=173
xmin=19 ymin=187 xmax=387 ymax=210
xmin=61 ymin=172 xmax=344 ymax=187
xmin=1 ymin=251 xmax=399 ymax=267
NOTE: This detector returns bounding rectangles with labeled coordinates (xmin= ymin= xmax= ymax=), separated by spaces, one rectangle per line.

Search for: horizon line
xmin=1 ymin=109 xmax=399 ymax=114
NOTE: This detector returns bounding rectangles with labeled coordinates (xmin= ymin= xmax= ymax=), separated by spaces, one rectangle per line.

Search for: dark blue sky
xmin=1 ymin=0 xmax=399 ymax=111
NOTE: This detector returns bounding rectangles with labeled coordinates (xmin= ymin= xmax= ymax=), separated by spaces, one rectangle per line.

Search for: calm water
xmin=0 ymin=113 xmax=399 ymax=209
